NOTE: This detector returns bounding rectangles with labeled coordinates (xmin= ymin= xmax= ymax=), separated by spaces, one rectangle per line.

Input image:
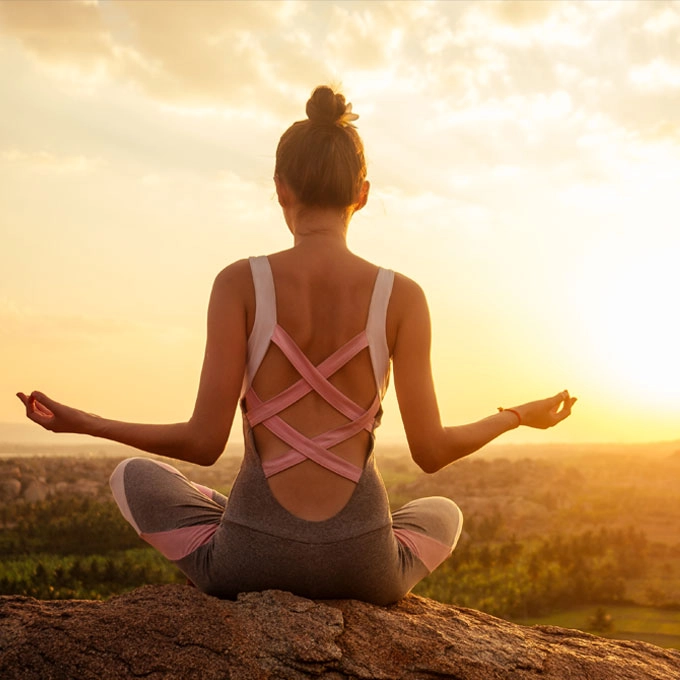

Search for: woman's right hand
xmin=16 ymin=391 xmax=89 ymax=434
xmin=512 ymin=390 xmax=577 ymax=430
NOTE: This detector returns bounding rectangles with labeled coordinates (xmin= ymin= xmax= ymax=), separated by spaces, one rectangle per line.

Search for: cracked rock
xmin=1 ymin=584 xmax=679 ymax=679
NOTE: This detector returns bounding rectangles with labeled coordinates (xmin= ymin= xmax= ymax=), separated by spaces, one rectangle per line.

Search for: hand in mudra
xmin=16 ymin=391 xmax=88 ymax=434
xmin=513 ymin=390 xmax=576 ymax=429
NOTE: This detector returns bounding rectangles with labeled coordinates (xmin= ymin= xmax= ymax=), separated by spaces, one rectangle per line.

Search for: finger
xmin=31 ymin=391 xmax=57 ymax=409
xmin=549 ymin=390 xmax=569 ymax=407
xmin=30 ymin=391 xmax=58 ymax=417
xmin=24 ymin=393 xmax=37 ymax=417
xmin=34 ymin=400 xmax=54 ymax=417
xmin=16 ymin=392 xmax=54 ymax=429
xmin=554 ymin=399 xmax=575 ymax=423
xmin=549 ymin=392 xmax=567 ymax=414
xmin=26 ymin=404 xmax=55 ymax=428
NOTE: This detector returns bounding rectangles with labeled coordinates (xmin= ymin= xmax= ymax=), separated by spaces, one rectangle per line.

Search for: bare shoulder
xmin=209 ymin=259 xmax=255 ymax=330
xmin=214 ymin=258 xmax=252 ymax=289
xmin=387 ymin=272 xmax=430 ymax=353
xmin=390 ymin=271 xmax=429 ymax=315
xmin=210 ymin=258 xmax=255 ymax=306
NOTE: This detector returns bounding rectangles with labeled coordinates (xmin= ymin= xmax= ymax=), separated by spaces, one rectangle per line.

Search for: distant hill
xmin=0 ymin=422 xmax=86 ymax=446
xmin=480 ymin=439 xmax=680 ymax=461
xmin=1 ymin=421 xmax=678 ymax=461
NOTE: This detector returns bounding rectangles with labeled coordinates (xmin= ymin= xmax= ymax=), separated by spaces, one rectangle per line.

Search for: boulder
xmin=53 ymin=479 xmax=102 ymax=497
xmin=0 ymin=477 xmax=21 ymax=502
xmin=21 ymin=478 xmax=49 ymax=504
xmin=1 ymin=585 xmax=679 ymax=679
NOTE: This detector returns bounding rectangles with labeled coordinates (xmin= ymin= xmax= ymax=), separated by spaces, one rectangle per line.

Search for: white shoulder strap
xmin=244 ymin=256 xmax=277 ymax=392
xmin=366 ymin=268 xmax=395 ymax=397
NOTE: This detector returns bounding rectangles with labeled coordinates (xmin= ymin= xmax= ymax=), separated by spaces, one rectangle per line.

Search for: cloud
xmin=1 ymin=148 xmax=100 ymax=173
xmin=453 ymin=1 xmax=592 ymax=50
xmin=2 ymin=0 xmax=678 ymax=206
xmin=0 ymin=0 xmax=110 ymax=66
xmin=0 ymin=2 xmax=478 ymax=115
xmin=641 ymin=119 xmax=680 ymax=142
xmin=642 ymin=4 xmax=680 ymax=34
xmin=630 ymin=58 xmax=680 ymax=92
xmin=1 ymin=1 xmax=673 ymax=125
xmin=0 ymin=1 xmax=297 ymax=115
xmin=488 ymin=0 xmax=561 ymax=27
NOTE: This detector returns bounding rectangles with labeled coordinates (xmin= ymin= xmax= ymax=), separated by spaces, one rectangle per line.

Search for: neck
xmin=294 ymin=227 xmax=348 ymax=250
xmin=287 ymin=206 xmax=351 ymax=249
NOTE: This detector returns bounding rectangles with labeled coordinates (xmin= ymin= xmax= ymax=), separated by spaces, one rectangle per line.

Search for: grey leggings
xmin=110 ymin=452 xmax=462 ymax=605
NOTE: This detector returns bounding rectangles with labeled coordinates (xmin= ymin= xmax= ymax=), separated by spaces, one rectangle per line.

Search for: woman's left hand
xmin=16 ymin=391 xmax=88 ymax=434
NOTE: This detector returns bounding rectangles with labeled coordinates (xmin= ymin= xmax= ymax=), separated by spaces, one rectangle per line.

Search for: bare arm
xmin=17 ymin=262 xmax=249 ymax=466
xmin=391 ymin=276 xmax=576 ymax=473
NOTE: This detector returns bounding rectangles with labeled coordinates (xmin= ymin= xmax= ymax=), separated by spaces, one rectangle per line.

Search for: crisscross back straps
xmin=258 ymin=399 xmax=379 ymax=482
xmin=243 ymin=257 xmax=394 ymax=483
xmin=248 ymin=386 xmax=380 ymax=481
xmin=245 ymin=324 xmax=379 ymax=482
xmin=247 ymin=328 xmax=369 ymax=427
xmin=246 ymin=324 xmax=380 ymax=482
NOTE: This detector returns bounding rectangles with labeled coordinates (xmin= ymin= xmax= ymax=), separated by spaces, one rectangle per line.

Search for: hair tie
xmin=338 ymin=102 xmax=359 ymax=128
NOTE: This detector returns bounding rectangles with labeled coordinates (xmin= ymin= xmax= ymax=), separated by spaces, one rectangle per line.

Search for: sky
xmin=1 ymin=0 xmax=679 ymax=447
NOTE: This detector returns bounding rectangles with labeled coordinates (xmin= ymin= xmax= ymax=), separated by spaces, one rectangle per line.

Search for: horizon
xmin=2 ymin=1 xmax=679 ymax=446
xmin=2 ymin=420 xmax=679 ymax=457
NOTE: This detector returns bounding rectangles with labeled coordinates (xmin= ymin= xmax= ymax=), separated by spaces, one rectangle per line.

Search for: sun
xmin=576 ymin=233 xmax=680 ymax=410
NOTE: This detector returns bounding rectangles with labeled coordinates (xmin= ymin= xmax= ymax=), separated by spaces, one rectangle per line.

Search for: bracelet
xmin=498 ymin=407 xmax=521 ymax=427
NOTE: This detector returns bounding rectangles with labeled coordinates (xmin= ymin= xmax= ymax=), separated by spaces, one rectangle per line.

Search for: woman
xmin=17 ymin=86 xmax=576 ymax=605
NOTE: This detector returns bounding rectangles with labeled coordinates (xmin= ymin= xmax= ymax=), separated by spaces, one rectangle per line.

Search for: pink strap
xmin=270 ymin=326 xmax=367 ymax=421
xmin=259 ymin=414 xmax=366 ymax=482
xmin=260 ymin=395 xmax=380 ymax=479
xmin=247 ymin=329 xmax=368 ymax=426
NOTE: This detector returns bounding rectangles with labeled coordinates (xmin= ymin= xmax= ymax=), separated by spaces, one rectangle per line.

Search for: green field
xmin=512 ymin=605 xmax=680 ymax=650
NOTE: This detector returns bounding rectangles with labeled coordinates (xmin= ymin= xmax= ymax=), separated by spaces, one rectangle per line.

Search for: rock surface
xmin=1 ymin=585 xmax=679 ymax=679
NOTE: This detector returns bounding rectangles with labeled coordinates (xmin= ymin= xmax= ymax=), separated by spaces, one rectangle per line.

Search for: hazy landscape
xmin=2 ymin=433 xmax=679 ymax=650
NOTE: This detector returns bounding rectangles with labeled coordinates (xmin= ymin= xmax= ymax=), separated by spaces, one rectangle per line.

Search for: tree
xmin=587 ymin=607 xmax=614 ymax=633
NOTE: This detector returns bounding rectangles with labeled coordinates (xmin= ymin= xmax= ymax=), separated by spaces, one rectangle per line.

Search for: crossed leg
xmin=109 ymin=458 xmax=226 ymax=563
xmin=392 ymin=496 xmax=464 ymax=591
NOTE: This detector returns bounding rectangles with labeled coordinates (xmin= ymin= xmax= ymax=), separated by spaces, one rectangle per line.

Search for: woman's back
xmin=244 ymin=245 xmax=394 ymax=521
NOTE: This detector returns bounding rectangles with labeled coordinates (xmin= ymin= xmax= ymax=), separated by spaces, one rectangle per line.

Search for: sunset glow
xmin=1 ymin=0 xmax=679 ymax=445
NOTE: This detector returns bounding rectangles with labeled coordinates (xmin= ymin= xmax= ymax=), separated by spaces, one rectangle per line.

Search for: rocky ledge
xmin=1 ymin=585 xmax=679 ymax=679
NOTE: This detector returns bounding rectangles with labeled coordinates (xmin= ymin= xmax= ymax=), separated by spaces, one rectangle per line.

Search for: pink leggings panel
xmin=109 ymin=458 xmax=225 ymax=562
xmin=392 ymin=496 xmax=463 ymax=572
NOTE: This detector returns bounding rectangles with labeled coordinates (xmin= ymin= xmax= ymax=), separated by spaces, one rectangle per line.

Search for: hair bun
xmin=306 ymin=86 xmax=347 ymax=125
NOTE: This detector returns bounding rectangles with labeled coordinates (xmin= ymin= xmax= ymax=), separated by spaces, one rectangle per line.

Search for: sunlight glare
xmin=576 ymin=235 xmax=680 ymax=407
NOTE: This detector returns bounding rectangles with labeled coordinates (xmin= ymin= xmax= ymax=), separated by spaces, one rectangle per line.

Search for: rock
xmin=1 ymin=585 xmax=678 ymax=679
xmin=74 ymin=479 xmax=103 ymax=496
xmin=0 ymin=478 xmax=21 ymax=502
xmin=53 ymin=479 xmax=102 ymax=497
xmin=21 ymin=478 xmax=49 ymax=504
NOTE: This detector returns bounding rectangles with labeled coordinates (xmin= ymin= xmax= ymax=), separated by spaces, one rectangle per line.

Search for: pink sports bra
xmin=242 ymin=256 xmax=394 ymax=483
